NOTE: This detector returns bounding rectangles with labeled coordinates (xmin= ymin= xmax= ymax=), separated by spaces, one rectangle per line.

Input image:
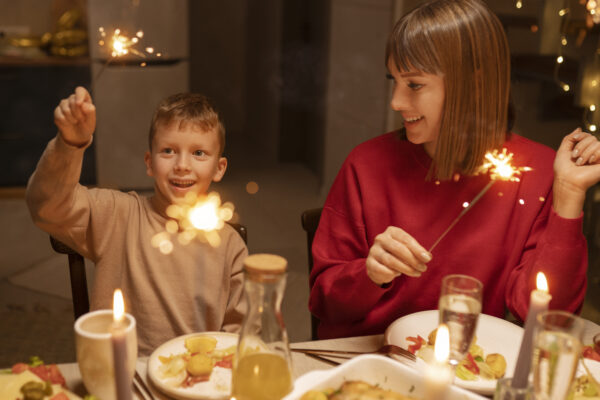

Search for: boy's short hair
xmin=148 ymin=93 xmax=226 ymax=155
xmin=386 ymin=0 xmax=510 ymax=180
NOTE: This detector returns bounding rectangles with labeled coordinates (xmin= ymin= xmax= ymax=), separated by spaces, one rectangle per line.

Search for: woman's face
xmin=387 ymin=59 xmax=445 ymax=157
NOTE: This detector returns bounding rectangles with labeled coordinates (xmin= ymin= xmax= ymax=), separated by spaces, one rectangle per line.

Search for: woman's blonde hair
xmin=386 ymin=0 xmax=511 ymax=180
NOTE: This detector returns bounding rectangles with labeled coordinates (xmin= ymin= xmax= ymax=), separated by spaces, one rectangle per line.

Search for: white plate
xmin=283 ymin=354 xmax=486 ymax=400
xmin=147 ymin=332 xmax=238 ymax=400
xmin=384 ymin=310 xmax=524 ymax=396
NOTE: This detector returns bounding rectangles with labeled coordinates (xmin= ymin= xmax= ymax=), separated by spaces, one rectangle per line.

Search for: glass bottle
xmin=231 ymin=254 xmax=293 ymax=400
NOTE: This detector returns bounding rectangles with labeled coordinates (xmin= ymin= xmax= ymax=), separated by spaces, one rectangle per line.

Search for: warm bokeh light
xmin=113 ymin=289 xmax=125 ymax=323
xmin=536 ymin=272 xmax=549 ymax=292
xmin=434 ymin=324 xmax=450 ymax=363
xmin=246 ymin=181 xmax=259 ymax=194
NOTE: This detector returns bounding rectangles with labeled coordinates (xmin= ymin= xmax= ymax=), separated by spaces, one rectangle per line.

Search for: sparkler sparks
xmin=151 ymin=192 xmax=235 ymax=254
xmin=93 ymin=27 xmax=160 ymax=91
xmin=428 ymin=149 xmax=532 ymax=252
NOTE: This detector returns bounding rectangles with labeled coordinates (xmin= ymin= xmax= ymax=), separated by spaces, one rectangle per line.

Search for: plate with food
xmin=384 ymin=310 xmax=523 ymax=396
xmin=283 ymin=353 xmax=486 ymax=399
xmin=147 ymin=332 xmax=238 ymax=400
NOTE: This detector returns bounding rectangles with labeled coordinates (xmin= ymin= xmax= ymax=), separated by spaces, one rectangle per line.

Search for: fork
xmin=291 ymin=344 xmax=416 ymax=362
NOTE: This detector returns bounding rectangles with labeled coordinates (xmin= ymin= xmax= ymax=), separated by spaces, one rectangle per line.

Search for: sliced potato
xmin=187 ymin=354 xmax=214 ymax=376
xmin=185 ymin=336 xmax=217 ymax=354
xmin=485 ymin=353 xmax=507 ymax=379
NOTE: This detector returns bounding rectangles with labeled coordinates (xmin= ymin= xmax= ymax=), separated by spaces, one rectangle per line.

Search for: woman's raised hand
xmin=553 ymin=128 xmax=600 ymax=218
xmin=54 ymin=86 xmax=96 ymax=147
xmin=366 ymin=226 xmax=432 ymax=285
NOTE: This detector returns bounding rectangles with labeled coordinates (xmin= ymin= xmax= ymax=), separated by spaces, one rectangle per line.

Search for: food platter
xmin=147 ymin=332 xmax=238 ymax=400
xmin=384 ymin=310 xmax=524 ymax=396
xmin=283 ymin=354 xmax=487 ymax=399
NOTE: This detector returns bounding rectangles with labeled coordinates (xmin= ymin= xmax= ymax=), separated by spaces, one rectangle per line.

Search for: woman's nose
xmin=390 ymin=86 xmax=408 ymax=111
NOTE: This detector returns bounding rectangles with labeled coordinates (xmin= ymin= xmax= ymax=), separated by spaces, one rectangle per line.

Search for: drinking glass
xmin=438 ymin=274 xmax=483 ymax=366
xmin=532 ymin=310 xmax=584 ymax=400
xmin=493 ymin=377 xmax=533 ymax=400
xmin=74 ymin=309 xmax=137 ymax=400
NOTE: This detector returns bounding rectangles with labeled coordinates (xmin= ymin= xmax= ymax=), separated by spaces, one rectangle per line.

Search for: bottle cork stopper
xmin=244 ymin=253 xmax=287 ymax=275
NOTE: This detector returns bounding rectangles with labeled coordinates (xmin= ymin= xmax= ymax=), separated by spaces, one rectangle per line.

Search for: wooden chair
xmin=50 ymin=222 xmax=248 ymax=321
xmin=300 ymin=207 xmax=323 ymax=340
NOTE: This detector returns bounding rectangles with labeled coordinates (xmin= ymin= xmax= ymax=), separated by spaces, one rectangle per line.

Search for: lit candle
xmin=424 ymin=324 xmax=453 ymax=400
xmin=112 ymin=289 xmax=133 ymax=400
xmin=511 ymin=272 xmax=552 ymax=388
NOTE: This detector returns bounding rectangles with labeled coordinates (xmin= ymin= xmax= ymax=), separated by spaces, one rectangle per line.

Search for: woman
xmin=309 ymin=0 xmax=600 ymax=339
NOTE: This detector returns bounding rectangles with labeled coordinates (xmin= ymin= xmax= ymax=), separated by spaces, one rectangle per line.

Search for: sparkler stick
xmin=428 ymin=149 xmax=532 ymax=253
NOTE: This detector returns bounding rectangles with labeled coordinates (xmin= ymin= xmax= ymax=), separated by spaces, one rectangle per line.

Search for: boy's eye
xmin=408 ymin=82 xmax=424 ymax=90
xmin=193 ymin=150 xmax=205 ymax=157
xmin=162 ymin=148 xmax=174 ymax=154
xmin=385 ymin=73 xmax=395 ymax=81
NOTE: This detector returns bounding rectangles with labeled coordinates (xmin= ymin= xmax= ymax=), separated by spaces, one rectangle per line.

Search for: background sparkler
xmin=92 ymin=27 xmax=159 ymax=92
xmin=428 ymin=149 xmax=532 ymax=252
xmin=151 ymin=192 xmax=235 ymax=254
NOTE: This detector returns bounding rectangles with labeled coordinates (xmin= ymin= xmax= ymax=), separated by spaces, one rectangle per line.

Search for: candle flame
xmin=113 ymin=289 xmax=125 ymax=323
xmin=434 ymin=324 xmax=450 ymax=363
xmin=536 ymin=272 xmax=548 ymax=292
xmin=478 ymin=149 xmax=532 ymax=182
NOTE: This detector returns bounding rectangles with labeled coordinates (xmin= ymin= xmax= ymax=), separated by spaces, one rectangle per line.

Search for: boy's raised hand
xmin=54 ymin=86 xmax=96 ymax=147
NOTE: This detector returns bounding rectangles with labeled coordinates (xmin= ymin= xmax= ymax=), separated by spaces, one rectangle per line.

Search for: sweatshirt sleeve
xmin=221 ymin=233 xmax=249 ymax=333
xmin=308 ymin=158 xmax=392 ymax=326
xmin=25 ymin=134 xmax=98 ymax=259
xmin=505 ymin=201 xmax=587 ymax=321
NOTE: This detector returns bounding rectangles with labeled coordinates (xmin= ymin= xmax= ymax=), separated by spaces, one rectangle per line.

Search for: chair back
xmin=50 ymin=221 xmax=248 ymax=321
xmin=300 ymin=207 xmax=323 ymax=340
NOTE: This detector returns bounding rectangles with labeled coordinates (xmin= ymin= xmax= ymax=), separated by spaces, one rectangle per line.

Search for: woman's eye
xmin=193 ymin=150 xmax=205 ymax=157
xmin=408 ymin=82 xmax=423 ymax=90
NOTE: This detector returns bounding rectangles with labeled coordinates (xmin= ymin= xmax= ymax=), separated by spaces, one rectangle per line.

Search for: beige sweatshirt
xmin=26 ymin=135 xmax=247 ymax=355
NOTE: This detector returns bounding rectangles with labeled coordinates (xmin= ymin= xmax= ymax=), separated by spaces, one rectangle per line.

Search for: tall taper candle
xmin=112 ymin=289 xmax=133 ymax=400
xmin=511 ymin=272 xmax=551 ymax=389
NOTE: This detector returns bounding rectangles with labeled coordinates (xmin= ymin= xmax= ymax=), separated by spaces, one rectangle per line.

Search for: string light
xmin=516 ymin=0 xmax=523 ymax=9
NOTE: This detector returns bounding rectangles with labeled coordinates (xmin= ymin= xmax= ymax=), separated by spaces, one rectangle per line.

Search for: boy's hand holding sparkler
xmin=366 ymin=226 xmax=431 ymax=285
xmin=54 ymin=86 xmax=96 ymax=148
xmin=553 ymin=128 xmax=600 ymax=219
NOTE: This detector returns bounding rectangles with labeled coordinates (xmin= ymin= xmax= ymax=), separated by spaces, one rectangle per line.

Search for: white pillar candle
xmin=511 ymin=272 xmax=552 ymax=388
xmin=112 ymin=289 xmax=133 ymax=400
xmin=424 ymin=324 xmax=453 ymax=400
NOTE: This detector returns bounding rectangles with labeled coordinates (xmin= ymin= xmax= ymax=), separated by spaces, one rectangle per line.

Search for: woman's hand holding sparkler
xmin=553 ymin=128 xmax=600 ymax=218
xmin=366 ymin=226 xmax=432 ymax=285
xmin=54 ymin=86 xmax=96 ymax=148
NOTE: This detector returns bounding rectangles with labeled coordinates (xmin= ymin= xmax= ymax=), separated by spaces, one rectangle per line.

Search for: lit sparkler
xmin=93 ymin=27 xmax=159 ymax=91
xmin=151 ymin=192 xmax=235 ymax=254
xmin=428 ymin=149 xmax=532 ymax=252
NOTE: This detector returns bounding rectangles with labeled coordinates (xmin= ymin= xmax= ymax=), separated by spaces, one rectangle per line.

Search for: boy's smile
xmin=145 ymin=120 xmax=227 ymax=212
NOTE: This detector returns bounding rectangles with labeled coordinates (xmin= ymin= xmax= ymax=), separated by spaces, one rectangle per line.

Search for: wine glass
xmin=438 ymin=274 xmax=483 ymax=366
xmin=532 ymin=310 xmax=584 ymax=400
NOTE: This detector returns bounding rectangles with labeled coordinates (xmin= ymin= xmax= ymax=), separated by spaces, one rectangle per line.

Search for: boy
xmin=26 ymin=87 xmax=247 ymax=355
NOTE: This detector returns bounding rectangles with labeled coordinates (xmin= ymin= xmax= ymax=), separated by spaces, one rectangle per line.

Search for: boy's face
xmin=144 ymin=121 xmax=227 ymax=207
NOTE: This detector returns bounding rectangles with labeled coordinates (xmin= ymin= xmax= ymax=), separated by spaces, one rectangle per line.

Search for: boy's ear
xmin=212 ymin=157 xmax=228 ymax=182
xmin=144 ymin=151 xmax=154 ymax=177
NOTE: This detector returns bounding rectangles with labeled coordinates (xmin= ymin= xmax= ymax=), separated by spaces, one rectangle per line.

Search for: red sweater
xmin=309 ymin=132 xmax=587 ymax=339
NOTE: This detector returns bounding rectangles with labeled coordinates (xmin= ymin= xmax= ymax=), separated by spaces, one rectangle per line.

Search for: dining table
xmin=46 ymin=317 xmax=600 ymax=399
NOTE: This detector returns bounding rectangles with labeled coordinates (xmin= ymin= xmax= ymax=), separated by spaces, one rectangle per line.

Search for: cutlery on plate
xmin=303 ymin=352 xmax=341 ymax=366
xmin=291 ymin=344 xmax=416 ymax=362
xmin=133 ymin=370 xmax=157 ymax=400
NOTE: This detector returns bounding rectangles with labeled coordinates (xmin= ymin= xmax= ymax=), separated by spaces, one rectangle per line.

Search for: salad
xmin=158 ymin=335 xmax=236 ymax=388
xmin=406 ymin=329 xmax=507 ymax=381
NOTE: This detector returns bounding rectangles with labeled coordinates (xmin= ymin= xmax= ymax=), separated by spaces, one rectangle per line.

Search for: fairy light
xmin=151 ymin=192 xmax=236 ymax=252
xmin=591 ymin=105 xmax=597 ymax=112
xmin=561 ymin=36 xmax=568 ymax=46
xmin=591 ymin=124 xmax=598 ymax=132
xmin=558 ymin=8 xmax=569 ymax=16
xmin=429 ymin=149 xmax=532 ymax=252
xmin=557 ymin=56 xmax=564 ymax=64
xmin=516 ymin=0 xmax=523 ymax=9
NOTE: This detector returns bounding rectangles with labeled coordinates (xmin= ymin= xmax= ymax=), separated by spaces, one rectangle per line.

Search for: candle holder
xmin=74 ymin=309 xmax=137 ymax=400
